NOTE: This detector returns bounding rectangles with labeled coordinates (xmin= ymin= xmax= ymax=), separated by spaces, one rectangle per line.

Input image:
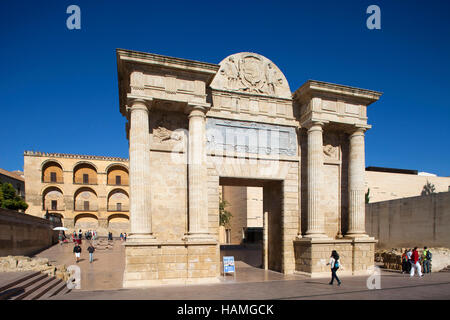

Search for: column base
xmin=294 ymin=237 xmax=377 ymax=277
xmin=123 ymin=241 xmax=219 ymax=288
xmin=127 ymin=234 xmax=157 ymax=244
xmin=303 ymin=232 xmax=332 ymax=240
xmin=344 ymin=233 xmax=373 ymax=240
xmin=182 ymin=233 xmax=216 ymax=242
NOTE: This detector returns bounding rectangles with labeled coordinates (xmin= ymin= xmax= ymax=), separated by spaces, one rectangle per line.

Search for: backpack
xmin=426 ymin=251 xmax=432 ymax=260
xmin=334 ymin=259 xmax=340 ymax=268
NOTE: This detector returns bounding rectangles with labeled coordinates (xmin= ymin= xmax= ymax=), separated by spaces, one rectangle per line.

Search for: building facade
xmin=0 ymin=168 xmax=25 ymax=199
xmin=23 ymin=151 xmax=130 ymax=236
xmin=117 ymin=49 xmax=382 ymax=287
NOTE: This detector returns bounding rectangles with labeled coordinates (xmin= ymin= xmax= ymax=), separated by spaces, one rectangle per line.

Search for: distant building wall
xmin=0 ymin=208 xmax=59 ymax=256
xmin=23 ymin=151 xmax=130 ymax=237
xmin=365 ymin=171 xmax=450 ymax=203
xmin=365 ymin=192 xmax=450 ymax=249
xmin=0 ymin=168 xmax=25 ymax=199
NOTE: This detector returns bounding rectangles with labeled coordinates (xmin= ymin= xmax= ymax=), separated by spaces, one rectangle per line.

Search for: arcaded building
xmin=117 ymin=49 xmax=382 ymax=287
xmin=23 ymin=151 xmax=130 ymax=236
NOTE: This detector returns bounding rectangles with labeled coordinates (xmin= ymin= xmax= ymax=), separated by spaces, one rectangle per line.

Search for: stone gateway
xmin=117 ymin=49 xmax=382 ymax=287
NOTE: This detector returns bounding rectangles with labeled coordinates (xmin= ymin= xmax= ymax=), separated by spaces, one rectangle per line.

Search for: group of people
xmin=401 ymin=247 xmax=432 ymax=277
xmin=72 ymin=229 xmax=97 ymax=241
xmin=73 ymin=241 xmax=96 ymax=263
xmin=119 ymin=233 xmax=127 ymax=241
xmin=325 ymin=246 xmax=433 ymax=286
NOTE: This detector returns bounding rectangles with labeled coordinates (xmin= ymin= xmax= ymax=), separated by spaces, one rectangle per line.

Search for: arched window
xmin=106 ymin=164 xmax=129 ymax=186
xmin=73 ymin=162 xmax=97 ymax=185
xmin=74 ymin=187 xmax=98 ymax=211
xmin=42 ymin=161 xmax=63 ymax=183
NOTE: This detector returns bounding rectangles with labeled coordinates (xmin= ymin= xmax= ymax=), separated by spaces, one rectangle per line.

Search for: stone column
xmin=185 ymin=104 xmax=210 ymax=240
xmin=127 ymin=99 xmax=155 ymax=241
xmin=346 ymin=127 xmax=367 ymax=237
xmin=305 ymin=122 xmax=327 ymax=238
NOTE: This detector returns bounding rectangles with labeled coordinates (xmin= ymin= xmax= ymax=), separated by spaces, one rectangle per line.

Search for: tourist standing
xmin=327 ymin=250 xmax=341 ymax=286
xmin=120 ymin=233 xmax=123 ymax=241
xmin=401 ymin=250 xmax=409 ymax=274
xmin=73 ymin=243 xmax=82 ymax=263
xmin=422 ymin=247 xmax=432 ymax=274
xmin=124 ymin=233 xmax=127 ymax=241
xmin=58 ymin=231 xmax=64 ymax=245
xmin=410 ymin=247 xmax=423 ymax=277
xmin=87 ymin=242 xmax=95 ymax=263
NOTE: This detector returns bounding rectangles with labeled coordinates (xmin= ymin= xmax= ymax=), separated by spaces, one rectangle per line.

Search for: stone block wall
xmin=366 ymin=192 xmax=450 ymax=249
xmin=123 ymin=243 xmax=219 ymax=287
xmin=294 ymin=238 xmax=376 ymax=277
xmin=0 ymin=208 xmax=59 ymax=256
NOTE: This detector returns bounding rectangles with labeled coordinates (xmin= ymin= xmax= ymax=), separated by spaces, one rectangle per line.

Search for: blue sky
xmin=0 ymin=0 xmax=449 ymax=176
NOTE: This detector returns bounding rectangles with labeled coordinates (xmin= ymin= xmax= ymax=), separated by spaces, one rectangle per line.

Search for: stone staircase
xmin=0 ymin=271 xmax=71 ymax=300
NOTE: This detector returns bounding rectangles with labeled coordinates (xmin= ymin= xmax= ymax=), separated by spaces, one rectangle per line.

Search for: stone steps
xmin=0 ymin=271 xmax=71 ymax=300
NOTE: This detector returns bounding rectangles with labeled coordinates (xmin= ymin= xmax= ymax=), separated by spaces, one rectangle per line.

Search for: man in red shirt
xmin=410 ymin=247 xmax=423 ymax=277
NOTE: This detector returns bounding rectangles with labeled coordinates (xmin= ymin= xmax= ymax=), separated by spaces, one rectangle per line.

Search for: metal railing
xmin=73 ymin=177 xmax=98 ymax=185
xmin=42 ymin=177 xmax=64 ymax=183
xmin=43 ymin=205 xmax=65 ymax=211
xmin=107 ymin=204 xmax=129 ymax=212
xmin=74 ymin=201 xmax=98 ymax=211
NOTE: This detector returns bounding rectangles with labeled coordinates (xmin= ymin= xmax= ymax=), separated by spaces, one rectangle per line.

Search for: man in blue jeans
xmin=87 ymin=242 xmax=95 ymax=263
xmin=422 ymin=247 xmax=432 ymax=274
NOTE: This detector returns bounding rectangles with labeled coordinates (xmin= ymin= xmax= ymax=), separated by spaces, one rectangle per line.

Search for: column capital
xmin=348 ymin=125 xmax=369 ymax=137
xmin=303 ymin=120 xmax=326 ymax=132
xmin=185 ymin=102 xmax=210 ymax=117
xmin=126 ymin=98 xmax=153 ymax=114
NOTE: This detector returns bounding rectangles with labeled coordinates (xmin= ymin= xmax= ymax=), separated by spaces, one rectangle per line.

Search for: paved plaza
xmin=32 ymin=242 xmax=450 ymax=300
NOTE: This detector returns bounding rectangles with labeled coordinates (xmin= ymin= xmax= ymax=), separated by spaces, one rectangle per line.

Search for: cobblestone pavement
xmin=53 ymin=271 xmax=450 ymax=300
xmin=34 ymin=239 xmax=125 ymax=291
xmin=34 ymin=242 xmax=450 ymax=300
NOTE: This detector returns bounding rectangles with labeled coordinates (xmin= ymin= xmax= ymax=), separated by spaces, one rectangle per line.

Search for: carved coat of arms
xmin=219 ymin=53 xmax=284 ymax=96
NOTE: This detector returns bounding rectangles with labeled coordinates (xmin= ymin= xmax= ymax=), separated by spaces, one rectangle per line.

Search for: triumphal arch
xmin=117 ymin=49 xmax=382 ymax=287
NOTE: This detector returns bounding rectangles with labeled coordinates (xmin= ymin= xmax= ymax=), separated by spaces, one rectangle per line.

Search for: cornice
xmin=24 ymin=151 xmax=129 ymax=162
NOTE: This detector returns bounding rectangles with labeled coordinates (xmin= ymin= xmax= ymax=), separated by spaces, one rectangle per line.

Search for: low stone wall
xmin=123 ymin=242 xmax=220 ymax=287
xmin=0 ymin=256 xmax=70 ymax=281
xmin=294 ymin=238 xmax=376 ymax=278
xmin=0 ymin=208 xmax=60 ymax=256
xmin=375 ymin=248 xmax=450 ymax=272
xmin=366 ymin=192 xmax=450 ymax=249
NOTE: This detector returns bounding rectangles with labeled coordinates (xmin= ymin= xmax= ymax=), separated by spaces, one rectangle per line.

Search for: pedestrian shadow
xmin=304 ymin=281 xmax=333 ymax=286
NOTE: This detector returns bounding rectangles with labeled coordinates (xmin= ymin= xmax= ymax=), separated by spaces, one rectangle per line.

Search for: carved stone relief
xmin=323 ymin=132 xmax=340 ymax=160
xmin=150 ymin=110 xmax=187 ymax=147
xmin=211 ymin=53 xmax=291 ymax=99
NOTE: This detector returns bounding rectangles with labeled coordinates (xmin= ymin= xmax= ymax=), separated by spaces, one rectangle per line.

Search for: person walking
xmin=327 ymin=250 xmax=341 ymax=286
xmin=422 ymin=247 xmax=432 ymax=274
xmin=58 ymin=231 xmax=64 ymax=245
xmin=73 ymin=243 xmax=82 ymax=263
xmin=401 ymin=249 xmax=409 ymax=274
xmin=87 ymin=242 xmax=95 ymax=263
xmin=410 ymin=247 xmax=423 ymax=277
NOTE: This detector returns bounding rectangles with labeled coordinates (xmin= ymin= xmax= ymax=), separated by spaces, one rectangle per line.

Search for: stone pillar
xmin=185 ymin=104 xmax=210 ymax=240
xmin=346 ymin=127 xmax=367 ymax=237
xmin=127 ymin=99 xmax=155 ymax=241
xmin=305 ymin=122 xmax=327 ymax=238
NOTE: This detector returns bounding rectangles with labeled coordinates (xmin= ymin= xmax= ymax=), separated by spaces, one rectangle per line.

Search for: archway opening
xmin=219 ymin=177 xmax=282 ymax=273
